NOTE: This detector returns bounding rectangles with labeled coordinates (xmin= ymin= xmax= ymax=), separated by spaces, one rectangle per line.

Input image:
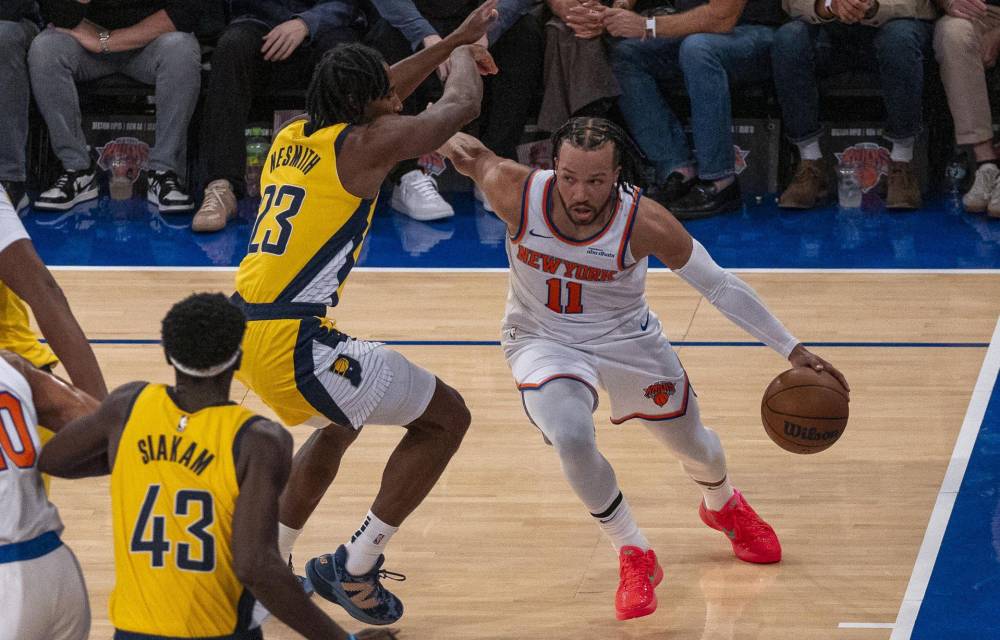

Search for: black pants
xmin=366 ymin=12 xmax=544 ymax=181
xmin=199 ymin=20 xmax=357 ymax=195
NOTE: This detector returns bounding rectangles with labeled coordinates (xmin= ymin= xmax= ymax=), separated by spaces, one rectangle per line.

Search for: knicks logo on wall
xmin=733 ymin=146 xmax=750 ymax=175
xmin=644 ymin=381 xmax=676 ymax=407
xmin=835 ymin=143 xmax=891 ymax=193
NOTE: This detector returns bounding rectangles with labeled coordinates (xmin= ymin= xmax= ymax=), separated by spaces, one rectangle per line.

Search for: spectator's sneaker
xmin=34 ymin=168 xmax=99 ymax=212
xmin=963 ymin=162 xmax=999 ymax=213
xmin=615 ymin=546 xmax=664 ymax=621
xmin=251 ymin=556 xmax=315 ymax=627
xmin=699 ymin=489 xmax=781 ymax=564
xmin=391 ymin=169 xmax=454 ymax=221
xmin=306 ymin=545 xmax=405 ymax=625
xmin=987 ymin=178 xmax=1000 ymax=219
xmin=0 ymin=181 xmax=29 ymax=215
xmin=646 ymin=171 xmax=694 ymax=208
xmin=886 ymin=161 xmax=922 ymax=210
xmin=474 ymin=183 xmax=495 ymax=213
xmin=778 ymin=159 xmax=828 ymax=209
xmin=192 ymin=179 xmax=237 ymax=232
xmin=670 ymin=179 xmax=741 ymax=220
xmin=147 ymin=170 xmax=194 ymax=212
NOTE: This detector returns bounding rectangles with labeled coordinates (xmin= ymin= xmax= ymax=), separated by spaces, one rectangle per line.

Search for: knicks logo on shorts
xmin=331 ymin=355 xmax=362 ymax=388
xmin=644 ymin=381 xmax=676 ymax=407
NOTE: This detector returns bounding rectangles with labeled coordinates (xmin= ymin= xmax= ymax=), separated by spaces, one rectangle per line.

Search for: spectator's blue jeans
xmin=610 ymin=25 xmax=775 ymax=183
xmin=771 ymin=19 xmax=933 ymax=143
xmin=28 ymin=28 xmax=201 ymax=176
xmin=0 ymin=19 xmax=38 ymax=182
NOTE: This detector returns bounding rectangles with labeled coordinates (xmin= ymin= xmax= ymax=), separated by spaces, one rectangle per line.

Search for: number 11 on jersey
xmin=546 ymin=278 xmax=583 ymax=314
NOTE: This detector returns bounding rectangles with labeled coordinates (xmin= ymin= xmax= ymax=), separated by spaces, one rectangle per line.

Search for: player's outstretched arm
xmin=232 ymin=421 xmax=398 ymax=640
xmin=0 ymin=351 xmax=99 ymax=431
xmin=438 ymin=131 xmax=531 ymax=227
xmin=38 ymin=381 xmax=146 ymax=478
xmin=628 ymin=199 xmax=849 ymax=392
xmin=0 ymin=237 xmax=108 ymax=399
xmin=388 ymin=0 xmax=498 ymax=101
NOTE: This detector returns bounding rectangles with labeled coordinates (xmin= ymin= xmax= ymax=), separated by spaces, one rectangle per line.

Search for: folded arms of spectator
xmin=785 ymin=0 xmax=937 ymax=25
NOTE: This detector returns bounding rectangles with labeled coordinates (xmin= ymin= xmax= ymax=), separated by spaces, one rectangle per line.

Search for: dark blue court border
xmin=911 ymin=369 xmax=1000 ymax=639
xmin=58 ymin=339 xmax=992 ymax=347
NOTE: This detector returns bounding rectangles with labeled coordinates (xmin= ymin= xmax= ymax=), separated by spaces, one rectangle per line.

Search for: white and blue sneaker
xmin=34 ymin=168 xmax=99 ymax=212
xmin=306 ymin=545 xmax=405 ymax=625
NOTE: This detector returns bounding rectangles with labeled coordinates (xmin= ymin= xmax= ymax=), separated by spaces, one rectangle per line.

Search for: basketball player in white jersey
xmin=438 ymin=117 xmax=849 ymax=621
xmin=0 ymin=350 xmax=97 ymax=640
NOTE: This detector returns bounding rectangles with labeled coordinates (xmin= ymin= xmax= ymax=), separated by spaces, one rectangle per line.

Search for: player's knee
xmin=549 ymin=426 xmax=597 ymax=459
xmin=417 ymin=381 xmax=470 ymax=448
xmin=440 ymin=385 xmax=471 ymax=444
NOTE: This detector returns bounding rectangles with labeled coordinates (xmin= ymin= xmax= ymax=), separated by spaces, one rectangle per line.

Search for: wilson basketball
xmin=761 ymin=368 xmax=849 ymax=454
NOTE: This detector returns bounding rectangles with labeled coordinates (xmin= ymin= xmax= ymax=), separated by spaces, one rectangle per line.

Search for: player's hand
xmin=830 ymin=0 xmax=868 ymax=23
xmin=946 ymin=0 xmax=987 ymax=19
xmin=261 ymin=18 xmax=309 ymax=61
xmin=601 ymin=7 xmax=646 ymax=38
xmin=787 ymin=344 xmax=850 ymax=394
xmin=565 ymin=2 xmax=606 ymax=38
xmin=982 ymin=27 xmax=1000 ymax=66
xmin=451 ymin=0 xmax=499 ymax=46
xmin=56 ymin=19 xmax=102 ymax=53
xmin=467 ymin=42 xmax=498 ymax=75
xmin=354 ymin=628 xmax=400 ymax=640
xmin=437 ymin=131 xmax=481 ymax=160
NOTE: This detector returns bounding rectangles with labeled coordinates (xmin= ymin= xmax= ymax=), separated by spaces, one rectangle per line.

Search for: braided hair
xmin=306 ymin=43 xmax=390 ymax=129
xmin=550 ymin=117 xmax=644 ymax=192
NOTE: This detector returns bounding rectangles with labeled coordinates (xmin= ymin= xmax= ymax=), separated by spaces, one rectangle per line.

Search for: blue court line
xmin=66 ymin=339 xmax=990 ymax=348
xmin=910 ymin=350 xmax=1000 ymax=638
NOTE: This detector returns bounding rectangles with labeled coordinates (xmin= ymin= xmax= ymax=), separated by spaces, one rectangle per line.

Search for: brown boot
xmin=886 ymin=161 xmax=922 ymax=210
xmin=778 ymin=159 xmax=828 ymax=209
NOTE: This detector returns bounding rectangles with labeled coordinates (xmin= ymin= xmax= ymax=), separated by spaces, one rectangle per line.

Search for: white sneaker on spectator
xmin=987 ymin=177 xmax=1000 ymax=219
xmin=192 ymin=179 xmax=237 ymax=232
xmin=391 ymin=169 xmax=454 ymax=221
xmin=34 ymin=168 xmax=99 ymax=212
xmin=147 ymin=170 xmax=195 ymax=212
xmin=474 ymin=183 xmax=495 ymax=213
xmin=962 ymin=162 xmax=999 ymax=213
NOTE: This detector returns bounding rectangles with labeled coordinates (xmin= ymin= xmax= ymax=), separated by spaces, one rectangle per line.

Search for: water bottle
xmin=945 ymin=160 xmax=967 ymax=196
xmin=245 ymin=127 xmax=271 ymax=199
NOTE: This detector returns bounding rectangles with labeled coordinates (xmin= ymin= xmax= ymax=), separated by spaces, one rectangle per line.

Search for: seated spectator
xmin=366 ymin=0 xmax=542 ymax=219
xmin=193 ymin=0 xmax=365 ymax=233
xmin=773 ymin=0 xmax=937 ymax=210
xmin=934 ymin=0 xmax=1000 ymax=216
xmin=0 ymin=0 xmax=40 ymax=213
xmin=29 ymin=0 xmax=202 ymax=212
xmin=606 ymin=0 xmax=784 ymax=218
xmin=536 ymin=0 xmax=622 ymax=133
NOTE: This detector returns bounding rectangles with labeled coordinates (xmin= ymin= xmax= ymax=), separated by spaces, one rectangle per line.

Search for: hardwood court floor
xmin=45 ymin=269 xmax=1000 ymax=640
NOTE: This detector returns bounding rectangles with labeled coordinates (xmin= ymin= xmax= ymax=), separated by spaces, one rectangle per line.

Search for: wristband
xmin=98 ymin=30 xmax=111 ymax=54
xmin=643 ymin=17 xmax=656 ymax=40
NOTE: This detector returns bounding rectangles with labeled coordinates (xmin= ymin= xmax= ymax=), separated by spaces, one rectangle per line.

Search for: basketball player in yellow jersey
xmin=40 ymin=293 xmax=396 ymax=640
xmin=0 ymin=183 xmax=106 ymax=399
xmin=231 ymin=1 xmax=499 ymax=627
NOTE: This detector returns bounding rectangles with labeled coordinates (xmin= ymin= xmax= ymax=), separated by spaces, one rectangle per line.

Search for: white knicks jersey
xmin=504 ymin=170 xmax=649 ymax=344
xmin=0 ymin=357 xmax=62 ymax=545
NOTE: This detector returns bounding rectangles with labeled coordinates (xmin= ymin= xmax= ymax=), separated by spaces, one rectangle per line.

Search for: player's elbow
xmin=232 ymin=547 xmax=271 ymax=589
xmin=456 ymin=93 xmax=481 ymax=124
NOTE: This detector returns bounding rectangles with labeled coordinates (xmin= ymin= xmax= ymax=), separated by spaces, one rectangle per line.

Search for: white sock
xmin=797 ymin=140 xmax=822 ymax=161
xmin=891 ymin=138 xmax=914 ymax=163
xmin=696 ymin=475 xmax=735 ymax=512
xmin=344 ymin=510 xmax=398 ymax=576
xmin=278 ymin=523 xmax=301 ymax=563
xmin=591 ymin=491 xmax=650 ymax=552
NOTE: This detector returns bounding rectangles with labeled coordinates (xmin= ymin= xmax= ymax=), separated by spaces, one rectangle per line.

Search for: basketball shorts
xmin=237 ymin=314 xmax=435 ymax=429
xmin=0 ymin=542 xmax=90 ymax=640
xmin=502 ymin=309 xmax=692 ymax=424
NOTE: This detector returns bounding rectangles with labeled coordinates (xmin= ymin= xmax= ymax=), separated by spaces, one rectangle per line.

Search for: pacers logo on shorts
xmin=643 ymin=381 xmax=676 ymax=407
xmin=331 ymin=355 xmax=362 ymax=388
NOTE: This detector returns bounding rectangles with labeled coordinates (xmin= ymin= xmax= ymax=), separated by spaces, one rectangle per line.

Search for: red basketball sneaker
xmin=699 ymin=490 xmax=781 ymax=564
xmin=615 ymin=546 xmax=664 ymax=620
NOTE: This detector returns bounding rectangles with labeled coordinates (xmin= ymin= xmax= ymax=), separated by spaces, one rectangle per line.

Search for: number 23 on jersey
xmin=247 ymin=185 xmax=306 ymax=256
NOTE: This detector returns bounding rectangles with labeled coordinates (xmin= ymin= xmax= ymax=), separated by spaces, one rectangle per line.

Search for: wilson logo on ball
xmin=783 ymin=421 xmax=840 ymax=441
xmin=644 ymin=381 xmax=676 ymax=407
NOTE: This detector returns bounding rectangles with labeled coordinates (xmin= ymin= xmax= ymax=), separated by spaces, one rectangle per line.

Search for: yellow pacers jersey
xmin=235 ymin=120 xmax=378 ymax=307
xmin=0 ymin=282 xmax=57 ymax=369
xmin=110 ymin=383 xmax=261 ymax=638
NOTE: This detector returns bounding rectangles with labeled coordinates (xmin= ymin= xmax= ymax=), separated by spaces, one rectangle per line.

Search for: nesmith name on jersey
xmin=137 ymin=434 xmax=216 ymax=475
xmin=269 ymin=144 xmax=321 ymax=175
xmin=516 ymin=245 xmax=617 ymax=282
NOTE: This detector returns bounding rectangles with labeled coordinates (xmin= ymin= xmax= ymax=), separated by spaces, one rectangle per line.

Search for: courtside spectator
xmin=366 ymin=0 xmax=542 ymax=219
xmin=193 ymin=0 xmax=365 ymax=233
xmin=607 ymin=0 xmax=784 ymax=218
xmin=29 ymin=0 xmax=202 ymax=212
xmin=0 ymin=0 xmax=40 ymax=213
xmin=934 ymin=0 xmax=1000 ymax=216
xmin=773 ymin=0 xmax=937 ymax=210
xmin=536 ymin=0 xmax=621 ymax=133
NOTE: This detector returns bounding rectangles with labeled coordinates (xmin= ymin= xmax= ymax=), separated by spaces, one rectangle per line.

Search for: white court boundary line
xmin=839 ymin=623 xmax=897 ymax=629
xmin=889 ymin=314 xmax=1000 ymax=640
xmin=47 ymin=266 xmax=1000 ymax=274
